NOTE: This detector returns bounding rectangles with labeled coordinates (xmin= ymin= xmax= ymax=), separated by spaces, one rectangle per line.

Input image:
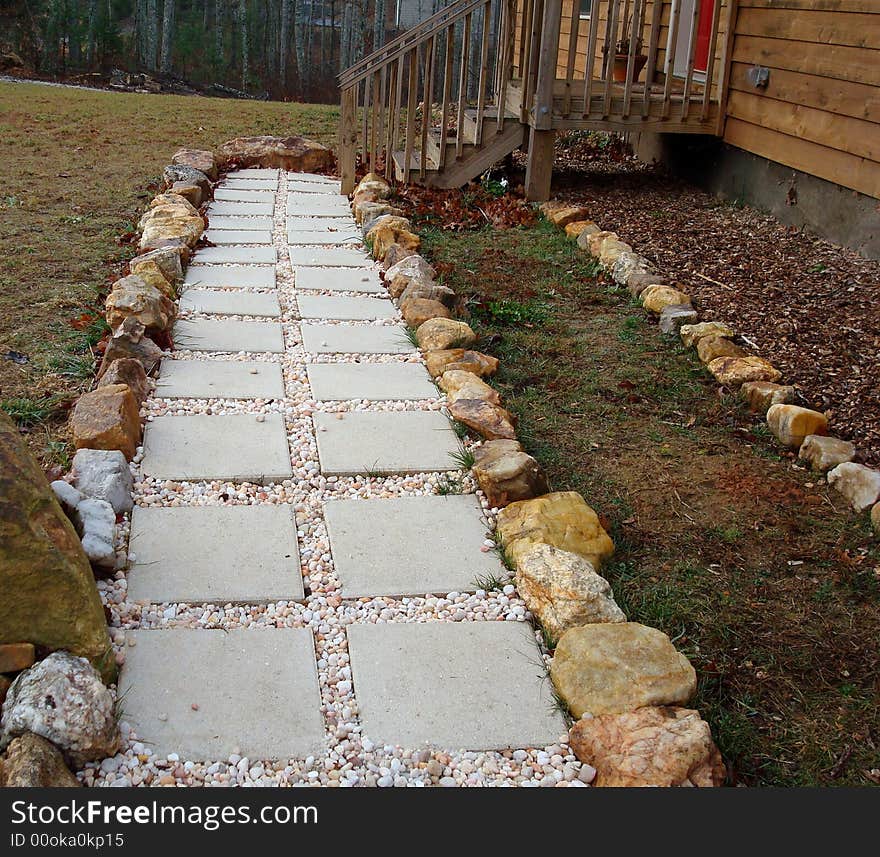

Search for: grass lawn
xmin=0 ymin=81 xmax=337 ymax=466
xmin=419 ymin=217 xmax=880 ymax=787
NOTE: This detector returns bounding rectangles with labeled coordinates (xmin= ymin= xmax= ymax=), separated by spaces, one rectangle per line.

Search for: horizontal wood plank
xmin=738 ymin=0 xmax=879 ymax=12
xmin=724 ymin=116 xmax=880 ymax=198
xmin=736 ymin=8 xmax=880 ymax=48
xmin=727 ymin=89 xmax=879 ymax=162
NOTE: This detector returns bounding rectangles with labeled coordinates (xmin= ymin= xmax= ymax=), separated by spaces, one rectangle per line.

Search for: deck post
xmin=339 ymin=86 xmax=358 ymax=195
xmin=525 ymin=0 xmax=562 ymax=200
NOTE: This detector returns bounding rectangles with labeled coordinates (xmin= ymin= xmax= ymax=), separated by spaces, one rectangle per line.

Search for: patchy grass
xmin=0 ymin=80 xmax=336 ymax=464
xmin=421 ymin=219 xmax=880 ymax=787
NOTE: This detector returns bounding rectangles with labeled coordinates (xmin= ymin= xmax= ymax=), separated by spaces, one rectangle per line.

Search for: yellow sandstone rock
xmin=438 ymin=370 xmax=500 ymax=405
xmin=448 ymin=399 xmax=516 ymax=440
xmin=679 ymin=321 xmax=735 ymax=348
xmin=71 ymin=384 xmax=142 ymax=461
xmin=496 ymin=491 xmax=614 ymax=570
xmin=424 ymin=349 xmax=498 ymax=378
xmin=766 ymin=403 xmax=828 ymax=449
xmin=547 ymin=205 xmax=590 ymax=228
xmin=696 ymin=334 xmax=745 ymax=364
xmin=641 ymin=285 xmax=692 ymax=314
xmin=739 ymin=381 xmax=795 ymax=412
xmin=709 ymin=357 xmax=781 ymax=387
xmin=565 ymin=220 xmax=598 ymax=239
xmin=472 ymin=440 xmax=548 ymax=508
xmin=415 ymin=318 xmax=477 ymax=351
xmin=550 ymin=623 xmax=697 ymax=718
xmin=401 ymin=298 xmax=450 ymax=328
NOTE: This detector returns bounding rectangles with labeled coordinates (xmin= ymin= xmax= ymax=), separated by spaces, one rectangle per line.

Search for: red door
xmin=694 ymin=0 xmax=716 ymax=73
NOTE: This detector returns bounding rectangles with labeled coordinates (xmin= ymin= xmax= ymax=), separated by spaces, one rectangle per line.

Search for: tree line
xmin=0 ymin=1 xmax=451 ymax=101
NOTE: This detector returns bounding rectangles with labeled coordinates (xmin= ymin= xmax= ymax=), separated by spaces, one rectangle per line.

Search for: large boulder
xmin=569 ymin=706 xmax=725 ymax=787
xmin=0 ymin=733 xmax=81 ymax=787
xmin=105 ymin=274 xmax=176 ymax=333
xmin=515 ymin=543 xmax=625 ymax=641
xmin=496 ymin=491 xmax=614 ymax=570
xmin=172 ymin=147 xmax=218 ymax=181
xmin=550 ymin=623 xmax=697 ymax=718
xmin=217 ymin=135 xmax=333 ymax=172
xmin=71 ymin=448 xmax=133 ymax=515
xmin=0 ymin=653 xmax=120 ymax=766
xmin=473 ymin=439 xmax=548 ymax=508
xmin=416 ymin=318 xmax=477 ymax=351
xmin=98 ymin=318 xmax=164 ymax=379
xmin=70 ymin=384 xmax=141 ymax=461
xmin=0 ymin=414 xmax=113 ymax=682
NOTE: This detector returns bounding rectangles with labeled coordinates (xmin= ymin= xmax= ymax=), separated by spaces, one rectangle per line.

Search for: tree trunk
xmin=85 ymin=0 xmax=99 ymax=68
xmin=280 ymin=0 xmax=291 ymax=92
xmin=239 ymin=0 xmax=249 ymax=91
xmin=159 ymin=0 xmax=176 ymax=75
xmin=373 ymin=0 xmax=385 ymax=51
xmin=215 ymin=0 xmax=224 ymax=71
xmin=146 ymin=0 xmax=159 ymax=70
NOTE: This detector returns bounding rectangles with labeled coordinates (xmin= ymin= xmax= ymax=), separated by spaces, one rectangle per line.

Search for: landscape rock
xmin=599 ymin=239 xmax=634 ymax=268
xmin=827 ymin=462 xmax=880 ymax=512
xmin=71 ymin=448 xmax=134 ymax=514
xmin=170 ymin=181 xmax=204 ymax=208
xmin=0 ymin=643 xmax=35 ymax=674
xmin=124 ymin=261 xmax=176 ymax=299
xmin=368 ymin=222 xmax=420 ymax=262
xmin=148 ymin=192 xmax=200 ymax=216
xmin=402 ymin=298 xmax=450 ymax=327
xmin=586 ymin=230 xmax=619 ymax=257
xmin=439 ymin=370 xmax=500 ymax=405
xmin=472 ymin=440 xmax=548 ymax=508
xmin=0 ymin=677 xmax=8 ymax=709
xmin=798 ymin=435 xmax=856 ymax=472
xmin=384 ymin=254 xmax=436 ymax=296
xmin=546 ymin=205 xmax=590 ymax=228
xmin=739 ymin=381 xmax=796 ymax=412
xmin=766 ymin=403 xmax=828 ymax=449
xmin=448 ymin=399 xmax=516 ymax=440
xmin=515 ymin=544 xmax=625 ymax=641
xmin=680 ymin=321 xmax=735 ymax=348
xmin=172 ymin=147 xmax=218 ymax=181
xmin=569 ymin=706 xmax=725 ymax=787
xmin=162 ymin=164 xmax=211 ymax=198
xmin=610 ymin=251 xmax=660 ymax=292
xmin=129 ymin=246 xmax=185 ymax=290
xmin=696 ymin=334 xmax=745 ymax=364
xmin=353 ymin=172 xmax=391 ymax=198
xmin=105 ymin=274 xmax=176 ymax=332
xmin=399 ymin=279 xmax=456 ymax=308
xmin=708 ymin=356 xmax=782 ymax=387
xmin=217 ymin=135 xmax=333 ymax=171
xmin=70 ymin=384 xmax=141 ymax=461
xmin=138 ymin=205 xmax=204 ymax=253
xmin=0 ymin=733 xmax=81 ymax=788
xmin=98 ymin=317 xmax=164 ymax=379
xmin=871 ymin=502 xmax=880 ymax=534
xmin=565 ymin=220 xmax=598 ymax=239
xmin=0 ymin=414 xmax=113 ymax=682
xmin=496 ymin=491 xmax=614 ymax=570
xmin=383 ymin=243 xmax=417 ymax=268
xmin=416 ymin=318 xmax=477 ymax=351
xmin=356 ymin=201 xmax=401 ymax=227
xmin=0 ymin=652 xmax=120 ymax=766
xmin=550 ymin=623 xmax=697 ymax=718
xmin=96 ymin=357 xmax=149 ymax=404
xmin=659 ymin=304 xmax=698 ymax=334
xmin=51 ymin=483 xmax=116 ymax=571
xmin=641 ymin=285 xmax=692 ymax=314
xmin=424 ymin=349 xmax=498 ymax=378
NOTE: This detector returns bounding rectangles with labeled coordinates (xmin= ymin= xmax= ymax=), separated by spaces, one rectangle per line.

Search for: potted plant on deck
xmin=608 ymin=0 xmax=648 ymax=83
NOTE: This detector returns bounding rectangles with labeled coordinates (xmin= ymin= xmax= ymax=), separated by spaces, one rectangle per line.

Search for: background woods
xmin=0 ymin=0 xmax=453 ymax=101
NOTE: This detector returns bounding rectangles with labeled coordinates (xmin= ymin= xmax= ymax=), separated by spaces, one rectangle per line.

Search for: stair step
xmin=391 ymin=149 xmax=439 ymax=181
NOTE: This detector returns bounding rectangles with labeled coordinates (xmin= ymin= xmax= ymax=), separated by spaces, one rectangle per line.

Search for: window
xmin=579 ymin=0 xmax=592 ymax=18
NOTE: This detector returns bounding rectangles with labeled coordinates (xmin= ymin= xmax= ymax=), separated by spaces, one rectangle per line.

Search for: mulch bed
xmin=507 ymin=133 xmax=880 ymax=466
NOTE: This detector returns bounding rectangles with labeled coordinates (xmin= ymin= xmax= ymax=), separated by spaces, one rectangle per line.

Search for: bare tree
xmin=238 ymin=0 xmax=249 ymax=91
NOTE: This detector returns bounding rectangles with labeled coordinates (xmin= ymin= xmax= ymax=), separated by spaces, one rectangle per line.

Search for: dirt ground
xmin=416 ymin=214 xmax=880 ymax=787
xmin=0 ymin=80 xmax=337 ymax=467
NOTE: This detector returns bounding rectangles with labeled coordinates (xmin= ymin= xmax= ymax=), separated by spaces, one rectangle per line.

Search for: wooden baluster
xmin=700 ymin=0 xmax=723 ymax=121
xmin=361 ymin=78 xmax=371 ymax=169
xmin=581 ymin=0 xmax=601 ymax=117
xmin=562 ymin=0 xmax=580 ymax=118
xmin=680 ymin=0 xmax=701 ymax=120
xmin=456 ymin=14 xmax=472 ymax=159
xmin=642 ymin=0 xmax=662 ymax=117
xmin=622 ymin=0 xmax=645 ymax=117
xmin=393 ymin=54 xmax=405 ymax=151
xmin=384 ymin=60 xmax=397 ymax=181
xmin=602 ymin=0 xmax=621 ymax=118
xmin=370 ymin=70 xmax=380 ymax=171
xmin=377 ymin=65 xmax=387 ymax=176
xmin=339 ymin=86 xmax=358 ymax=195
xmin=496 ymin=0 xmax=514 ymax=131
xmin=404 ymin=48 xmax=419 ymax=183
xmin=421 ymin=35 xmax=436 ymax=177
xmin=439 ymin=24 xmax=455 ymax=168
xmin=475 ymin=0 xmax=491 ymax=145
xmin=662 ymin=0 xmax=682 ymax=119
xmin=520 ymin=0 xmax=536 ymax=122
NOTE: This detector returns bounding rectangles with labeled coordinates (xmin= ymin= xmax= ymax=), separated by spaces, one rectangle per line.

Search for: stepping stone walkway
xmin=117 ymin=170 xmax=565 ymax=782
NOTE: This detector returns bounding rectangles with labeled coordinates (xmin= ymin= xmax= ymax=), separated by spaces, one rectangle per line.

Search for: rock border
xmin=351 ymin=175 xmax=726 ymax=787
xmin=539 ymin=203 xmax=880 ymax=527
